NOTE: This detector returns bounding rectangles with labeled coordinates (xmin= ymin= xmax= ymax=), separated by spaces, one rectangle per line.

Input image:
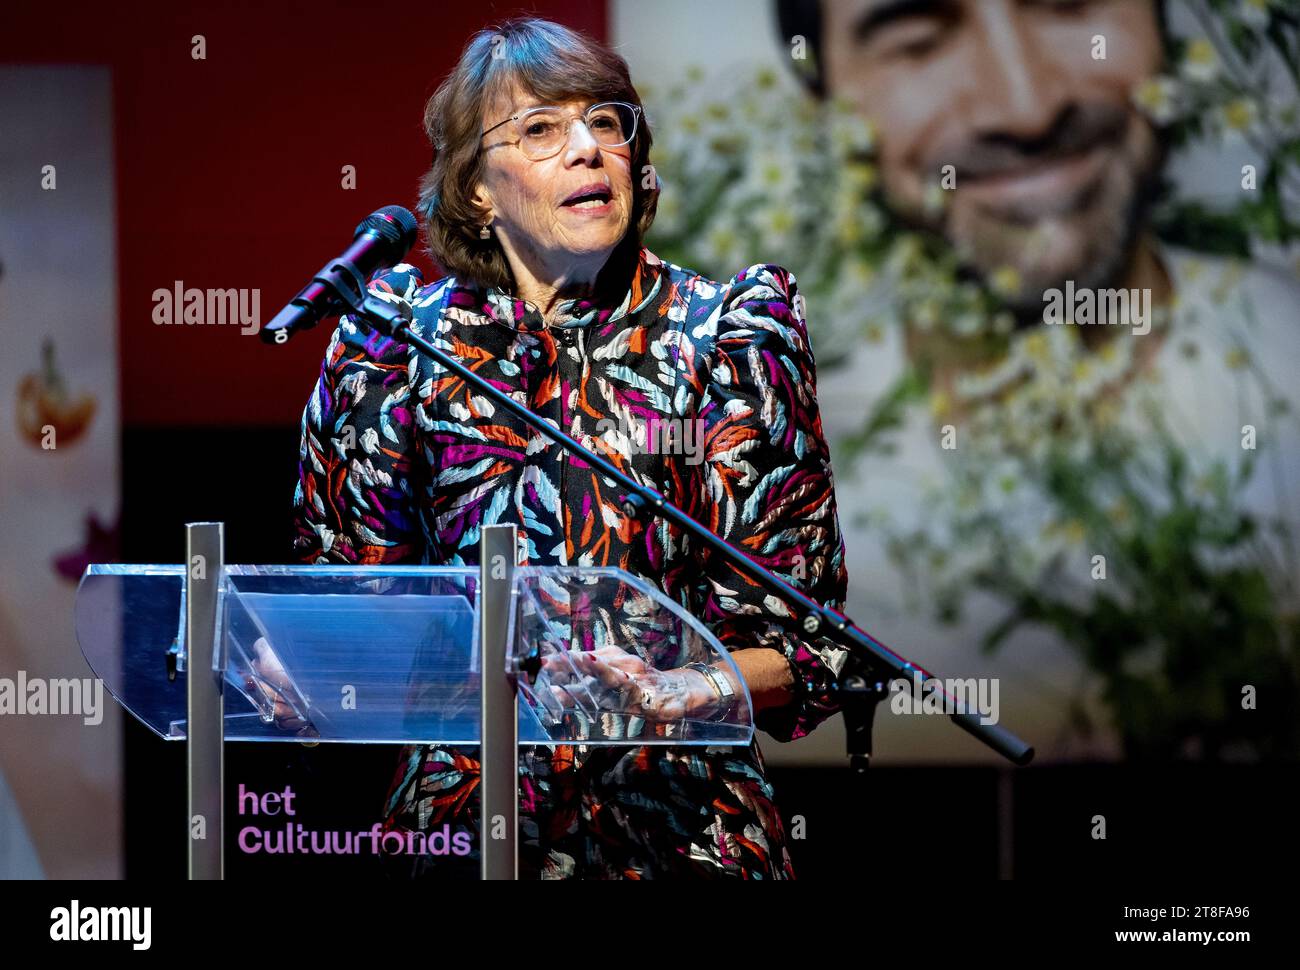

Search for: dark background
xmin=5 ymin=0 xmax=1297 ymax=880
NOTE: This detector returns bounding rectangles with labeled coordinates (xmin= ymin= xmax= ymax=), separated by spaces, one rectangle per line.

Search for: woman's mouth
xmin=561 ymin=184 xmax=614 ymax=212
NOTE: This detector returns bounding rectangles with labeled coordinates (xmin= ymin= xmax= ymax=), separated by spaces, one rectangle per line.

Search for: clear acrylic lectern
xmin=74 ymin=523 xmax=753 ymax=880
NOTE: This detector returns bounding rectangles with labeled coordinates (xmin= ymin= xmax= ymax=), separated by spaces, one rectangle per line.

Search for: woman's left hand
xmin=538 ymin=646 xmax=717 ymax=721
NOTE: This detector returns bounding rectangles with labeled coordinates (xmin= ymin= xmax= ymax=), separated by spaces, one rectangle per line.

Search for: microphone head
xmin=355 ymin=205 xmax=419 ymax=262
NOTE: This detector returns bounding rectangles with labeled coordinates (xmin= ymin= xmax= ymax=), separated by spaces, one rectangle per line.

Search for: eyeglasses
xmin=480 ymin=101 xmax=641 ymax=161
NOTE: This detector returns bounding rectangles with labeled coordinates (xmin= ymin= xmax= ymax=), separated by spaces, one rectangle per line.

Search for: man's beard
xmin=899 ymin=105 xmax=1166 ymax=320
xmin=946 ymin=148 xmax=1157 ymax=317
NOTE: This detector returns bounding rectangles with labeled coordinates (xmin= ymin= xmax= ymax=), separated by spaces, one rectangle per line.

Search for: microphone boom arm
xmin=280 ymin=273 xmax=1035 ymax=768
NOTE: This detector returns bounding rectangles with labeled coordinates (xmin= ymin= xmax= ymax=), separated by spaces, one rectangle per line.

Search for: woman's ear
xmin=471 ymin=183 xmax=494 ymax=226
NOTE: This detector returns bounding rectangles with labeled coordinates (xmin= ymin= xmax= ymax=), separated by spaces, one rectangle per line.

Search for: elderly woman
xmin=292 ymin=16 xmax=849 ymax=880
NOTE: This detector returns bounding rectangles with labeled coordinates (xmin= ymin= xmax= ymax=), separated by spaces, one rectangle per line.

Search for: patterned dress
xmin=291 ymin=245 xmax=851 ymax=879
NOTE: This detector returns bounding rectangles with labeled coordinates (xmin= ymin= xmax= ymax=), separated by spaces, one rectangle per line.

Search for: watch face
xmin=707 ymin=667 xmax=734 ymax=698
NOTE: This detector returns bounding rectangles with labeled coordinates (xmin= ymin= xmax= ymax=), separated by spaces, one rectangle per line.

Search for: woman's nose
xmin=563 ymin=119 xmax=602 ymax=165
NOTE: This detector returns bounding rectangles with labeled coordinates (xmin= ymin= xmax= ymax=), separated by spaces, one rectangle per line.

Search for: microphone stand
xmin=290 ymin=268 xmax=1034 ymax=769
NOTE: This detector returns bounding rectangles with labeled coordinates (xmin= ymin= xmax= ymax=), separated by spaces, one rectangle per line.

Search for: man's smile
xmin=955 ymin=144 xmax=1113 ymax=222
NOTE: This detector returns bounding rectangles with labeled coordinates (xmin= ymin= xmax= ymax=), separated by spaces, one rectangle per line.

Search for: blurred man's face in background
xmin=822 ymin=0 xmax=1165 ymax=313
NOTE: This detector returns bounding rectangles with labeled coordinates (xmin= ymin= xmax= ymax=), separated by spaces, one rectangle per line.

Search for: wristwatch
xmin=686 ymin=662 xmax=736 ymax=721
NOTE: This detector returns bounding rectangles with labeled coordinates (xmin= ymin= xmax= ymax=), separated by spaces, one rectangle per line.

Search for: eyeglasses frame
xmin=479 ymin=100 xmax=642 ymax=160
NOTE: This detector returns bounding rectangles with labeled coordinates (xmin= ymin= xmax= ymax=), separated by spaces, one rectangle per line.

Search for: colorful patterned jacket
xmin=292 ymin=245 xmax=850 ymax=878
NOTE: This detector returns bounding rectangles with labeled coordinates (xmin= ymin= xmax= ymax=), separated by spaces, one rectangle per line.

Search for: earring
xmin=479 ymin=224 xmax=491 ymax=240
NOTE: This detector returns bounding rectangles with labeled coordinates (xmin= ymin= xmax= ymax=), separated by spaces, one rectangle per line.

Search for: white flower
xmin=831 ymin=197 xmax=884 ymax=245
xmin=1181 ymin=38 xmax=1220 ymax=83
xmin=950 ymin=311 xmax=985 ymax=337
xmin=755 ymin=204 xmax=799 ymax=254
xmin=1214 ymin=98 xmax=1261 ymax=143
xmin=744 ymin=146 xmax=801 ymax=202
xmin=1239 ymin=0 xmax=1273 ymax=29
xmin=828 ymin=107 xmax=874 ymax=155
xmin=1132 ymin=75 xmax=1183 ymax=125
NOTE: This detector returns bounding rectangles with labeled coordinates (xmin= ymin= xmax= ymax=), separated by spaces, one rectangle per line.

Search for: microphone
xmin=260 ymin=205 xmax=419 ymax=344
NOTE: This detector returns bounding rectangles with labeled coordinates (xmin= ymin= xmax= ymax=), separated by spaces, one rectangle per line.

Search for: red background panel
xmin=1 ymin=0 xmax=607 ymax=427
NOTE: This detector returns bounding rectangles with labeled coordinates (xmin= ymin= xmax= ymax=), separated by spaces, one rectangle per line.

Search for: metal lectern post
xmin=479 ymin=524 xmax=520 ymax=880
xmin=185 ymin=521 xmax=225 ymax=880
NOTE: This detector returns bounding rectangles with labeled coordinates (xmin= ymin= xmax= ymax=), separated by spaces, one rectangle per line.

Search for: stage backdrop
xmin=0 ymin=0 xmax=606 ymax=879
xmin=0 ymin=65 xmax=121 ymax=878
xmin=613 ymin=0 xmax=1300 ymax=768
xmin=2 ymin=0 xmax=607 ymax=431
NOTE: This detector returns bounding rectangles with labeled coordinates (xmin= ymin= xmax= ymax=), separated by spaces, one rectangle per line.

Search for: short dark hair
xmin=773 ymin=0 xmax=824 ymax=97
xmin=417 ymin=17 xmax=658 ymax=289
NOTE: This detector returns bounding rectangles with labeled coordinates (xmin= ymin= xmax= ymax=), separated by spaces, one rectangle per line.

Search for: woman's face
xmin=475 ymin=86 xmax=635 ymax=285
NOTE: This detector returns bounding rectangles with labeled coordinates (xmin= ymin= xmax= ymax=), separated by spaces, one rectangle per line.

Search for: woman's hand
xmin=245 ymin=637 xmax=319 ymax=738
xmin=538 ymin=646 xmax=721 ymax=721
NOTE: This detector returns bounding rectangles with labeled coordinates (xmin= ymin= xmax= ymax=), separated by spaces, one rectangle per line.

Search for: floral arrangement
xmin=643 ymin=0 xmax=1300 ymax=761
xmin=1142 ymin=0 xmax=1300 ymax=257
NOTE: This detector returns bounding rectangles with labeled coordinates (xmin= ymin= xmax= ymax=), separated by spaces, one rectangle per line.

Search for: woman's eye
xmin=525 ymin=121 xmax=557 ymax=138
